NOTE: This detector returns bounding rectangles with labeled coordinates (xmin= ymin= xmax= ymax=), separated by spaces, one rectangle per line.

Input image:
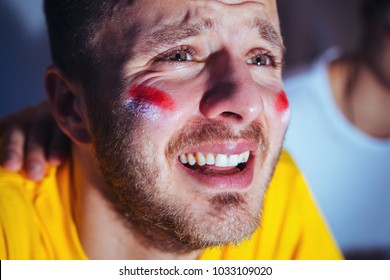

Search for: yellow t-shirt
xmin=0 ymin=151 xmax=342 ymax=260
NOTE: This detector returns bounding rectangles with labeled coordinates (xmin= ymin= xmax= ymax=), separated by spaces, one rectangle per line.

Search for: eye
xmin=246 ymin=53 xmax=273 ymax=66
xmin=154 ymin=46 xmax=196 ymax=63
xmin=168 ymin=50 xmax=192 ymax=61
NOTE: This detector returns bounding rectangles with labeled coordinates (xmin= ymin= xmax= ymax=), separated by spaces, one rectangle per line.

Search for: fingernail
xmin=6 ymin=152 xmax=18 ymax=161
xmin=27 ymin=163 xmax=44 ymax=181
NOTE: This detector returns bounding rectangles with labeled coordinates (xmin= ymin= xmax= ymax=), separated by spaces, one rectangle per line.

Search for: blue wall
xmin=0 ymin=0 xmax=50 ymax=116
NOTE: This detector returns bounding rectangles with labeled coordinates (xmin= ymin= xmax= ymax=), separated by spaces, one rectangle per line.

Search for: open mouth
xmin=178 ymin=151 xmax=250 ymax=175
xmin=175 ymin=141 xmax=258 ymax=190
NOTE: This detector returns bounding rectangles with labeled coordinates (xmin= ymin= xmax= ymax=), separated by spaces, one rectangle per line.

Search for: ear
xmin=45 ymin=66 xmax=92 ymax=145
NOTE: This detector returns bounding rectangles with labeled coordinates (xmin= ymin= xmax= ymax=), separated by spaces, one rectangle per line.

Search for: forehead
xmin=91 ymin=0 xmax=281 ymax=81
xmin=126 ymin=0 xmax=279 ymax=27
xmin=96 ymin=0 xmax=281 ymax=55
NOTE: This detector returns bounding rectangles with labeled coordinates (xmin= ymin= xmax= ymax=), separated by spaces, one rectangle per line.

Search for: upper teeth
xmin=179 ymin=151 xmax=250 ymax=167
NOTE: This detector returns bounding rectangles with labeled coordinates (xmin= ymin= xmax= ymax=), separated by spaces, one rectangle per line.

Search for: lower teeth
xmin=184 ymin=163 xmax=246 ymax=175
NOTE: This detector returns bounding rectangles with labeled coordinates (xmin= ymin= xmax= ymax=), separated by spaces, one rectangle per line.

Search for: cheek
xmin=127 ymin=84 xmax=175 ymax=111
xmin=274 ymin=90 xmax=289 ymax=113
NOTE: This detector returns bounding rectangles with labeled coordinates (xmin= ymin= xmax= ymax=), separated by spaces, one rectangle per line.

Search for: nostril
xmin=221 ymin=111 xmax=242 ymax=120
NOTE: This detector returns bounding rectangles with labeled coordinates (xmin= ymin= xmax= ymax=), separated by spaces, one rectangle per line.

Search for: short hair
xmin=44 ymin=0 xmax=133 ymax=86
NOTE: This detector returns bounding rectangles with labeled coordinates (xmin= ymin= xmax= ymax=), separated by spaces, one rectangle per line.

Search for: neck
xmin=70 ymin=145 xmax=201 ymax=260
xmin=328 ymin=57 xmax=390 ymax=139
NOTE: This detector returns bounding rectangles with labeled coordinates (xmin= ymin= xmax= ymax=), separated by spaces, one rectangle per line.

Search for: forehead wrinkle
xmin=142 ymin=18 xmax=214 ymax=51
xmin=217 ymin=0 xmax=266 ymax=7
xmin=251 ymin=18 xmax=285 ymax=54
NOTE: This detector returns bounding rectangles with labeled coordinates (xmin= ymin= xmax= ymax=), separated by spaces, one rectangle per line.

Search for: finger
xmin=0 ymin=126 xmax=25 ymax=172
xmin=24 ymin=143 xmax=47 ymax=181
xmin=24 ymin=112 xmax=52 ymax=181
xmin=47 ymin=127 xmax=70 ymax=166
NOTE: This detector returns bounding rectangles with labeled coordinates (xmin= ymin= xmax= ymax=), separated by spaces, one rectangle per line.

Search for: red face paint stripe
xmin=275 ymin=90 xmax=289 ymax=113
xmin=128 ymin=85 xmax=175 ymax=111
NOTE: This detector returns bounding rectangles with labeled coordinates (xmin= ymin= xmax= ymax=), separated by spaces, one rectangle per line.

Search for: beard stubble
xmin=87 ymin=100 xmax=275 ymax=253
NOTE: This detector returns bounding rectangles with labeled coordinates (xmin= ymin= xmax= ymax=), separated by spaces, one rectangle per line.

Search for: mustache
xmin=165 ymin=119 xmax=269 ymax=164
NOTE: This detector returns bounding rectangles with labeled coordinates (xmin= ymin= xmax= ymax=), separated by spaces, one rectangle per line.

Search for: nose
xmin=199 ymin=50 xmax=264 ymax=127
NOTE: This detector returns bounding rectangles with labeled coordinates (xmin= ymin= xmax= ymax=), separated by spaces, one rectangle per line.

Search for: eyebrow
xmin=144 ymin=18 xmax=214 ymax=50
xmin=251 ymin=18 xmax=285 ymax=54
xmin=134 ymin=16 xmax=285 ymax=59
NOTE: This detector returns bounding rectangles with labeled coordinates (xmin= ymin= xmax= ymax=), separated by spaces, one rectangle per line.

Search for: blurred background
xmin=278 ymin=0 xmax=361 ymax=71
xmin=0 ymin=0 xmax=361 ymax=116
xmin=0 ymin=0 xmax=50 ymax=116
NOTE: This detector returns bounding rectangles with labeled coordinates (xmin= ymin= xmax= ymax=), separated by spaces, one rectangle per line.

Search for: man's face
xmin=87 ymin=0 xmax=289 ymax=253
